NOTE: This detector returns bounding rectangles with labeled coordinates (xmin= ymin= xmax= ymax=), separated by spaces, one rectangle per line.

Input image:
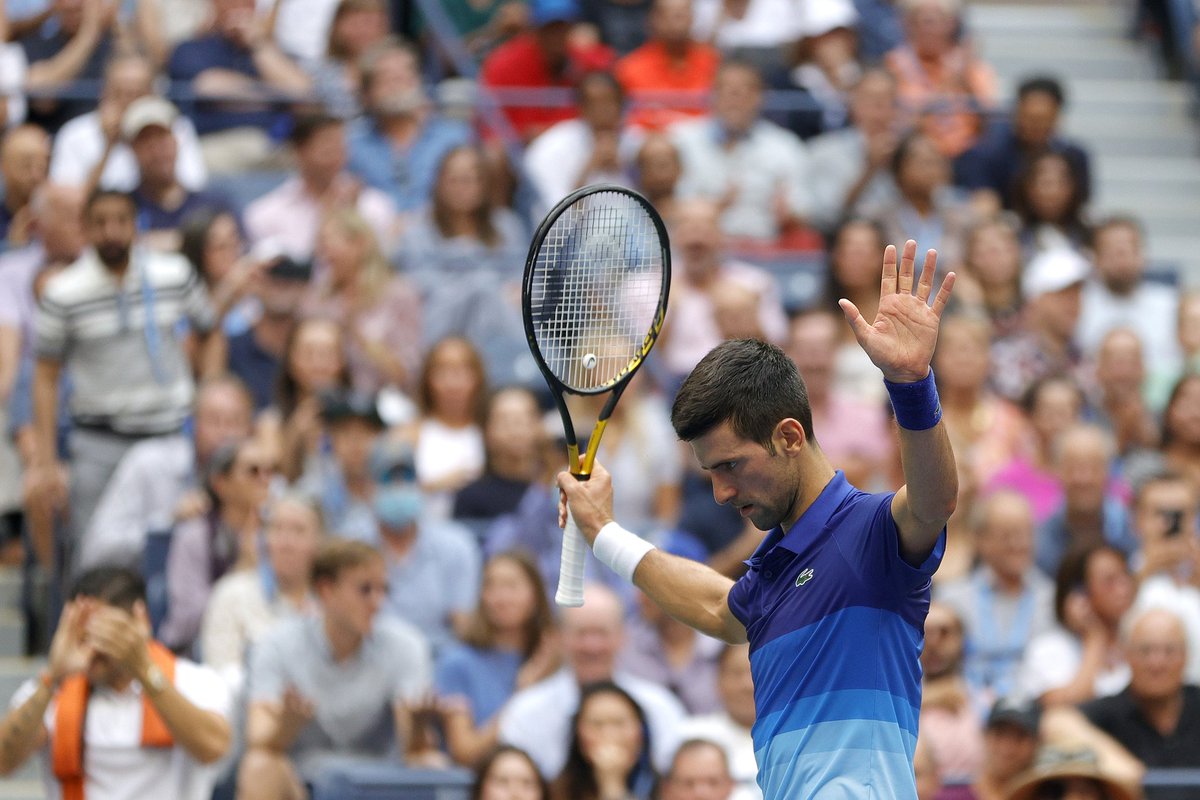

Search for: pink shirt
xmin=245 ymin=175 xmax=398 ymax=260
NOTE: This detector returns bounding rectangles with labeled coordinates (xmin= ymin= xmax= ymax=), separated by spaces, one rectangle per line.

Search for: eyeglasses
xmin=354 ymin=581 xmax=390 ymax=598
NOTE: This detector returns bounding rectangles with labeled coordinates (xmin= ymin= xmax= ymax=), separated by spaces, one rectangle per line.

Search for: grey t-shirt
xmin=247 ymin=614 xmax=431 ymax=764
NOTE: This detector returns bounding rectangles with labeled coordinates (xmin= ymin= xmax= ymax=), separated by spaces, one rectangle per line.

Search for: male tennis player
xmin=558 ymin=240 xmax=957 ymax=798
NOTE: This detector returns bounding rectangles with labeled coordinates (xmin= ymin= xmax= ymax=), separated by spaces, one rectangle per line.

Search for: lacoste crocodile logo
xmin=795 ymin=568 xmax=814 ymax=587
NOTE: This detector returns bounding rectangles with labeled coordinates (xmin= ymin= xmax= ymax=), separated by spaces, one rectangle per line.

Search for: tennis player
xmin=557 ymin=240 xmax=957 ymax=798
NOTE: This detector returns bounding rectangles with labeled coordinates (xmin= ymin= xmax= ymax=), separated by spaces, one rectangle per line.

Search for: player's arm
xmin=839 ymin=241 xmax=958 ymax=565
xmin=557 ymin=463 xmax=747 ymax=644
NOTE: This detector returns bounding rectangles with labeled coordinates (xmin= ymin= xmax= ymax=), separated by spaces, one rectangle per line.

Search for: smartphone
xmin=266 ymin=256 xmax=313 ymax=283
xmin=1162 ymin=509 xmax=1185 ymax=539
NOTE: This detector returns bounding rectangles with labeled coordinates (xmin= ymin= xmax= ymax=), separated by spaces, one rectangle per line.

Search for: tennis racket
xmin=522 ymin=185 xmax=671 ymax=607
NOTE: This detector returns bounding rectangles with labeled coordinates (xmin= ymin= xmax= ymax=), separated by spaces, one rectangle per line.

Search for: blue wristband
xmin=885 ymin=369 xmax=942 ymax=431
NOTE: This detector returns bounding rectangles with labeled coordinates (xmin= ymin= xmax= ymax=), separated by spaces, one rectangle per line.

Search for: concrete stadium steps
xmin=969 ymin=1 xmax=1200 ymax=282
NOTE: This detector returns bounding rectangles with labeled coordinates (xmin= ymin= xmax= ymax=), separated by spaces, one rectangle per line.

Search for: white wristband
xmin=593 ymin=522 xmax=656 ymax=583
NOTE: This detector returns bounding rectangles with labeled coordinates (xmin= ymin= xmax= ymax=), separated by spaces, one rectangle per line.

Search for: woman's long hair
xmin=553 ymin=682 xmax=656 ymax=800
xmin=458 ymin=551 xmax=554 ymax=659
xmin=432 ymin=145 xmax=500 ymax=247
xmin=471 ymin=745 xmax=548 ymax=800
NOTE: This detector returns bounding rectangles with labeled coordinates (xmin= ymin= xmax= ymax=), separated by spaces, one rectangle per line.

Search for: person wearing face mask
xmin=371 ymin=439 xmax=483 ymax=653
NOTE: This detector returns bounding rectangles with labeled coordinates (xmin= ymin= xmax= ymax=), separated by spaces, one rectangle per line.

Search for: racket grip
xmin=555 ymin=508 xmax=587 ymax=607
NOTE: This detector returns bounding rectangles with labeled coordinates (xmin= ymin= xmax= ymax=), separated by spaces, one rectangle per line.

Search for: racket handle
xmin=555 ymin=508 xmax=587 ymax=607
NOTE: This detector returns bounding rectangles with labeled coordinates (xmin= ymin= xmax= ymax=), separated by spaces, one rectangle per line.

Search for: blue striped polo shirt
xmin=727 ymin=471 xmax=944 ymax=800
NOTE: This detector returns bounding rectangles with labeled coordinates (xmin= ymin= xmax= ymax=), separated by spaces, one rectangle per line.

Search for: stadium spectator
xmin=1078 ymin=216 xmax=1181 ymax=377
xmin=347 ymin=37 xmax=473 ymax=211
xmin=913 ymin=735 xmax=942 ymax=800
xmin=270 ymin=318 xmax=353 ymax=481
xmin=1081 ymin=607 xmax=1199 ymax=800
xmin=421 ymin=0 xmax=530 ymax=63
xmin=221 ymin=262 xmax=308 ymax=412
xmin=953 ymin=216 xmax=1025 ymax=338
xmin=125 ymin=97 xmax=235 ymax=251
xmin=436 ymin=551 xmax=559 ymax=765
xmin=498 ymin=583 xmax=685 ymax=778
xmin=410 ymin=336 xmax=488 ymax=518
xmin=690 ymin=0 xmax=847 ymax=81
xmin=957 ymin=75 xmax=1092 ymax=211
xmin=614 ymin=0 xmax=721 ymax=131
xmin=267 ymin=0 xmax=342 ymax=64
xmin=659 ymin=739 xmax=736 ymax=800
xmin=936 ymin=490 xmax=1055 ymax=704
xmin=49 ymin=53 xmax=208 ymax=193
xmin=633 ymin=133 xmax=683 ymax=222
xmin=1004 ymin=747 xmax=1138 ymax=800
xmin=0 ymin=123 xmax=50 ymax=246
xmin=0 ymin=566 xmax=233 ymax=796
xmin=480 ymin=0 xmax=615 ymax=142
xmin=669 ymin=59 xmax=813 ymax=243
xmin=1036 ymin=425 xmax=1137 ymax=578
xmin=970 ymin=698 xmax=1041 ymax=800
xmin=305 ymin=0 xmax=390 ymax=119
xmin=524 ymin=71 xmax=638 ymax=218
xmin=659 ymin=199 xmax=787 ymax=379
xmin=454 ymin=387 xmax=545 ymax=528
xmin=1127 ymin=471 xmax=1200 ymax=684
xmin=870 ymin=130 xmax=972 ymax=274
xmin=807 ymin=68 xmax=901 ymax=232
xmin=371 ymin=438 xmax=483 ymax=652
xmin=551 ymin=681 xmax=658 ymax=800
xmin=31 ymin=189 xmax=218 ymax=579
xmin=580 ymin=0 xmax=650 ymax=56
xmin=179 ymin=208 xmax=266 ymax=343
xmin=167 ymin=0 xmax=311 ymax=173
xmin=1017 ymin=543 xmax=1135 ymax=706
xmin=237 ymin=539 xmax=436 ymax=799
xmin=472 ymin=745 xmax=550 ymax=800
xmin=246 ymin=114 xmax=397 ymax=263
xmin=1155 ymin=373 xmax=1200 ymax=490
xmin=784 ymin=0 xmax=862 ymax=135
xmin=918 ymin=602 xmax=984 ymax=788
xmin=200 ymin=492 xmax=323 ymax=687
xmin=1092 ymin=328 xmax=1158 ymax=456
xmin=620 ymin=588 xmax=723 ymax=715
xmin=676 ymin=643 xmax=758 ymax=800
xmin=822 ymin=217 xmax=890 ymax=404
xmin=1012 ymin=150 xmax=1090 ymax=258
xmin=786 ymin=308 xmax=892 ymax=490
xmin=933 ymin=313 xmax=1032 ymax=490
xmin=19 ymin=0 xmax=116 ymax=131
xmin=82 ymin=374 xmax=254 ymax=571
xmin=990 ymin=248 xmax=1091 ymax=404
xmin=884 ymin=0 xmax=996 ymax=158
xmin=159 ymin=437 xmax=273 ymax=653
xmin=299 ymin=209 xmax=421 ymax=393
xmin=296 ymin=390 xmax=385 ymax=543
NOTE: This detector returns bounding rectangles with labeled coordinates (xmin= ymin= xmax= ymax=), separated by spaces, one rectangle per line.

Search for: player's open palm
xmin=838 ymin=240 xmax=955 ymax=384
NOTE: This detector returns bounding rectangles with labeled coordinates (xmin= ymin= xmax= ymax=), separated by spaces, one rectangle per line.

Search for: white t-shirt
xmin=691 ymin=0 xmax=856 ymax=48
xmin=415 ymin=418 xmax=485 ymax=519
xmin=1016 ymin=626 xmax=1130 ymax=703
xmin=10 ymin=659 xmax=233 ymax=800
xmin=49 ymin=110 xmax=208 ymax=192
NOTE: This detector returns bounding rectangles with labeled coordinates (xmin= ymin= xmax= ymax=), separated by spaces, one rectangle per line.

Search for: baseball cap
xmin=531 ymin=0 xmax=581 ymax=26
xmin=985 ymin=697 xmax=1040 ymax=735
xmin=121 ymin=96 xmax=178 ymax=141
xmin=1022 ymin=248 xmax=1091 ymax=299
xmin=369 ymin=438 xmax=416 ymax=484
xmin=320 ymin=390 xmax=385 ymax=429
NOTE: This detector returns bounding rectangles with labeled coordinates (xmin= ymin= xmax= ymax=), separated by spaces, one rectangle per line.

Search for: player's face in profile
xmin=690 ymin=421 xmax=798 ymax=531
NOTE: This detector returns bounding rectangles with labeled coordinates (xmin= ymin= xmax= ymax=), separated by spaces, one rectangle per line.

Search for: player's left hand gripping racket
xmin=522 ymin=185 xmax=671 ymax=607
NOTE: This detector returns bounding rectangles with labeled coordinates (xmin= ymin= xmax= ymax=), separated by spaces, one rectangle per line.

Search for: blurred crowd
xmin=0 ymin=0 xmax=1198 ymax=799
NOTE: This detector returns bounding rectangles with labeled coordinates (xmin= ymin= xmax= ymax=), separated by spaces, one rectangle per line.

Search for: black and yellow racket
xmin=522 ymin=185 xmax=671 ymax=607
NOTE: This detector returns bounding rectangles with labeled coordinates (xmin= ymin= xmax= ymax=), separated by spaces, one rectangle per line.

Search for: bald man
xmin=660 ymin=739 xmax=736 ymax=800
xmin=1082 ymin=608 xmax=1199 ymax=800
xmin=497 ymin=583 xmax=686 ymax=778
xmin=0 ymin=124 xmax=51 ymax=245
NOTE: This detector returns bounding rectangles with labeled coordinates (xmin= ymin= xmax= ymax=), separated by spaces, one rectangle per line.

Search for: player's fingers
xmin=916 ymin=249 xmax=937 ymax=303
xmin=880 ymin=244 xmax=897 ymax=295
xmin=557 ymin=485 xmax=568 ymax=529
xmin=931 ymin=272 xmax=956 ymax=318
xmin=897 ymin=240 xmax=916 ymax=293
xmin=838 ymin=298 xmax=873 ymax=343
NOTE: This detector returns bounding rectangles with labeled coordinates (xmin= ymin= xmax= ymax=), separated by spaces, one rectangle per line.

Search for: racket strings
xmin=529 ymin=191 xmax=665 ymax=393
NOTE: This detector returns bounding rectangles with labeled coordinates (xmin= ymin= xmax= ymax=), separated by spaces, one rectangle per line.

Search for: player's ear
xmin=774 ymin=418 xmax=807 ymax=454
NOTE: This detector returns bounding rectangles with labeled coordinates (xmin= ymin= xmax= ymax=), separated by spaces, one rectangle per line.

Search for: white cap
xmin=1022 ymin=248 xmax=1091 ymax=299
xmin=121 ymin=96 xmax=178 ymax=141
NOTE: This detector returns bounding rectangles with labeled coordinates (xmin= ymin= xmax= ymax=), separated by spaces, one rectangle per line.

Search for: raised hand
xmin=838 ymin=240 xmax=955 ymax=384
xmin=47 ymin=601 xmax=96 ymax=685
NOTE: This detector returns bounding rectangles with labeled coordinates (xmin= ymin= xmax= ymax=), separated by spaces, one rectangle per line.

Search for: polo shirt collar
xmin=746 ymin=470 xmax=852 ymax=566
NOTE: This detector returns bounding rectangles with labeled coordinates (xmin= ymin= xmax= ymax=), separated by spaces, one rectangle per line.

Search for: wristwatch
xmin=142 ymin=663 xmax=167 ymax=695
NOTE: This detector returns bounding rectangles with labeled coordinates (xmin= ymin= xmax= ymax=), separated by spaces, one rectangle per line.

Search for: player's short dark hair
xmin=70 ymin=567 xmax=146 ymax=613
xmin=672 ymin=339 xmax=815 ymax=450
xmin=85 ymin=188 xmax=136 ymax=216
xmin=1016 ymin=75 xmax=1066 ymax=107
xmin=289 ymin=112 xmax=344 ymax=147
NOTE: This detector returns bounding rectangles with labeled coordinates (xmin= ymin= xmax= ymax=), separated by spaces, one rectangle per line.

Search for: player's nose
xmin=711 ymin=476 xmax=736 ymax=506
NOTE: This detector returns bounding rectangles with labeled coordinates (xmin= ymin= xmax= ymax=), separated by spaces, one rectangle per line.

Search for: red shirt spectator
xmin=480 ymin=0 xmax=614 ymax=141
xmin=614 ymin=0 xmax=720 ymax=131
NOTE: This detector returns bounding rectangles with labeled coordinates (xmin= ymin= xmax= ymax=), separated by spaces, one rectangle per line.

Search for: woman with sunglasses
xmin=159 ymin=438 xmax=276 ymax=654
